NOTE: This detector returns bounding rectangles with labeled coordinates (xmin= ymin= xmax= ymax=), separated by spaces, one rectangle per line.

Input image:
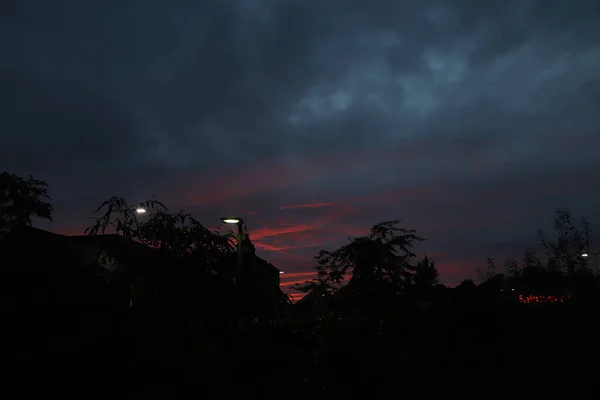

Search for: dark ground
xmin=4 ymin=303 xmax=598 ymax=398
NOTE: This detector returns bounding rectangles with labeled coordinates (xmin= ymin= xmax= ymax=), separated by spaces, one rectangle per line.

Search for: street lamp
xmin=133 ymin=202 xmax=148 ymax=214
xmin=582 ymin=251 xmax=600 ymax=274
xmin=221 ymin=217 xmax=244 ymax=270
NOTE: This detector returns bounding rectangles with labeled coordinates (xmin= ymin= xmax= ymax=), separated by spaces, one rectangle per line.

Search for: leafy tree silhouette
xmin=503 ymin=257 xmax=521 ymax=278
xmin=475 ymin=257 xmax=498 ymax=283
xmin=84 ymin=195 xmax=283 ymax=341
xmin=411 ymin=255 xmax=439 ymax=289
xmin=0 ymin=171 xmax=53 ymax=238
xmin=84 ymin=196 xmax=166 ymax=238
xmin=293 ymin=220 xmax=424 ymax=305
xmin=84 ymin=196 xmax=241 ymax=305
xmin=539 ymin=208 xmax=593 ymax=275
xmin=477 ymin=208 xmax=598 ymax=306
xmin=85 ymin=196 xmax=235 ymax=262
xmin=456 ymin=279 xmax=476 ymax=291
xmin=84 ymin=197 xmax=257 ymax=370
xmin=502 ymin=250 xmax=543 ymax=278
xmin=140 ymin=210 xmax=235 ymax=266
xmin=481 ymin=208 xmax=594 ymax=282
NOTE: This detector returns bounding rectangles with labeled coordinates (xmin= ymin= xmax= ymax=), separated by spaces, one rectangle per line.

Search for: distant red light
xmin=518 ymin=294 xmax=571 ymax=304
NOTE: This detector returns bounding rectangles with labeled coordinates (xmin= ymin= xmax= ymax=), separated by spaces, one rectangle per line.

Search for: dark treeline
xmin=1 ymin=171 xmax=599 ymax=397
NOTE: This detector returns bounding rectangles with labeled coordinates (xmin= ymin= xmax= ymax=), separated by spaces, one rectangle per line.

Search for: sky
xmin=2 ymin=1 xmax=600 ymax=299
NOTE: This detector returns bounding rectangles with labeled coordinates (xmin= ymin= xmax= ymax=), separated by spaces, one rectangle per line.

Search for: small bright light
xmin=582 ymin=253 xmax=589 ymax=257
xmin=222 ymin=218 xmax=240 ymax=224
xmin=279 ymin=271 xmax=284 ymax=274
xmin=136 ymin=207 xmax=147 ymax=214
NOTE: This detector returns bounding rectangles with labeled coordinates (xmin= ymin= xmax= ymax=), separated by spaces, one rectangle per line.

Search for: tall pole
xmin=237 ymin=221 xmax=243 ymax=271
xmin=583 ymin=252 xmax=600 ymax=275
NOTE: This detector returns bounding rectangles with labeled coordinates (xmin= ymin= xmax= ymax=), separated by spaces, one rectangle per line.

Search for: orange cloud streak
xmin=280 ymin=279 xmax=314 ymax=288
xmin=287 ymin=293 xmax=306 ymax=302
xmin=251 ymin=224 xmax=315 ymax=240
xmin=249 ymin=202 xmax=364 ymax=257
xmin=280 ymin=271 xmax=316 ymax=279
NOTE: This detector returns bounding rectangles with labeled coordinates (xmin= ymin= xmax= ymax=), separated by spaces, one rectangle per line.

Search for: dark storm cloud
xmin=2 ymin=0 xmax=600 ymax=286
xmin=1 ymin=71 xmax=140 ymax=170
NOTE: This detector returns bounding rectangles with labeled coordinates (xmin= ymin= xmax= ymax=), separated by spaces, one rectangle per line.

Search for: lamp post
xmin=221 ymin=217 xmax=244 ymax=270
xmin=582 ymin=252 xmax=600 ymax=274
xmin=134 ymin=205 xmax=147 ymax=230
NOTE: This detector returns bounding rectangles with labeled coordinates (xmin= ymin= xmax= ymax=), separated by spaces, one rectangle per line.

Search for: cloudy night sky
xmin=2 ymin=1 xmax=600 ymax=298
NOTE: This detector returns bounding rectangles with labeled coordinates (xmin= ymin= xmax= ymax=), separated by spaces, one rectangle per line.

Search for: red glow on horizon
xmin=46 ymin=156 xmax=552 ymax=295
xmin=50 ymin=226 xmax=87 ymax=236
xmin=443 ymin=282 xmax=461 ymax=288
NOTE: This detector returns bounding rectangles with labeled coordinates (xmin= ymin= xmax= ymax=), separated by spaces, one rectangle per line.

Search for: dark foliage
xmin=0 ymin=171 xmax=52 ymax=237
xmin=1 ymin=174 xmax=599 ymax=397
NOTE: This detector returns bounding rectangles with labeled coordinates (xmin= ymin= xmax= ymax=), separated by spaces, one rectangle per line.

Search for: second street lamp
xmin=582 ymin=251 xmax=600 ymax=274
xmin=221 ymin=217 xmax=244 ymax=270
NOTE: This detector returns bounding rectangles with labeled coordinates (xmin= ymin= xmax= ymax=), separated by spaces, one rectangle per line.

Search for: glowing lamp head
xmin=221 ymin=217 xmax=243 ymax=224
xmin=136 ymin=207 xmax=147 ymax=214
xmin=582 ymin=253 xmax=589 ymax=258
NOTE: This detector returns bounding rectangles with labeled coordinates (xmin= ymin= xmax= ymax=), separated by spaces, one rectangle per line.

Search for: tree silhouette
xmin=475 ymin=257 xmax=498 ymax=283
xmin=0 ymin=171 xmax=53 ymax=236
xmin=479 ymin=209 xmax=594 ymax=282
xmin=139 ymin=209 xmax=235 ymax=266
xmin=504 ymin=257 xmax=521 ymax=277
xmin=293 ymin=220 xmax=424 ymax=298
xmin=504 ymin=249 xmax=543 ymax=277
xmin=84 ymin=196 xmax=249 ymax=351
xmin=456 ymin=279 xmax=476 ymax=290
xmin=522 ymin=249 xmax=542 ymax=269
xmin=86 ymin=196 xmax=235 ymax=265
xmin=479 ymin=208 xmax=596 ymax=302
xmin=539 ymin=208 xmax=592 ymax=274
xmin=84 ymin=196 xmax=166 ymax=238
xmin=411 ymin=255 xmax=439 ymax=288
